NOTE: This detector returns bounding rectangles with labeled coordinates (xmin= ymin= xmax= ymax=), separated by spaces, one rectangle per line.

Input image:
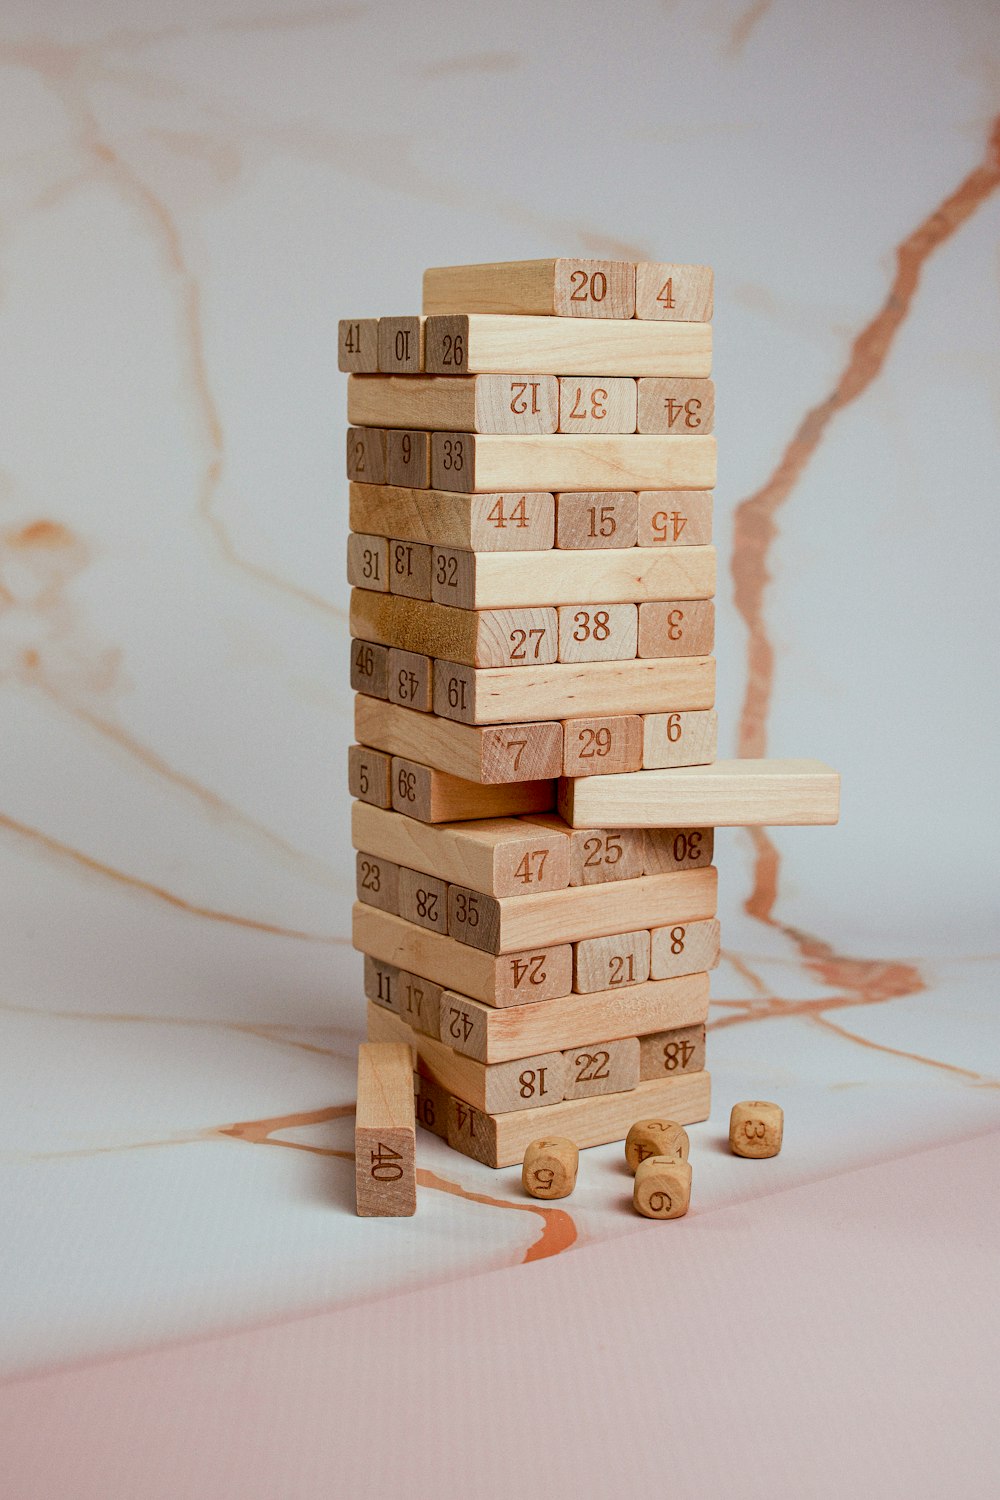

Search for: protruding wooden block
xmin=338 ymin=317 xmax=378 ymax=372
xmin=386 ymin=430 xmax=431 ymax=489
xmin=347 ymin=532 xmax=389 ymax=592
xmin=562 ymin=1037 xmax=639 ymax=1099
xmin=363 ymin=955 xmax=400 ymax=1014
xmin=649 ymin=917 xmax=721 ymax=980
xmin=426 ymin=543 xmax=716 ymax=609
xmin=638 ymin=600 xmax=715 ymax=658
xmin=355 ymin=1042 xmax=416 ymax=1216
xmin=638 ymin=1024 xmax=706 ymax=1081
xmin=730 ymin=1099 xmax=784 ymax=1158
xmin=561 ymin=716 xmax=644 ymax=777
xmin=634 ymin=263 xmax=713 ymax=322
xmin=356 ymin=694 xmax=563 ymax=786
xmin=350 ymin=639 xmax=389 ymax=699
xmin=350 ymin=483 xmax=556 ymax=553
xmin=642 ymin=709 xmax=718 ymax=770
xmin=429 ymin=432 xmax=717 ymax=495
xmin=352 ymin=803 xmax=570 ymax=898
xmin=554 ymin=491 xmax=638 ymax=550
xmin=397 ymin=867 xmax=448 ymax=935
xmin=558 ymin=377 xmax=637 ymax=433
xmin=348 ymin=744 xmax=392 ymax=809
xmin=637 ymin=378 xmax=715 ymax=435
xmin=397 ymin=970 xmax=442 ymax=1039
xmin=424 ymin=314 xmax=711 ymax=377
xmin=388 ymin=541 xmax=433 ymax=600
xmin=625 ymin=1118 xmax=689 ymax=1173
xmin=574 ymin=930 xmax=650 ymax=993
xmin=643 ymin=827 xmax=714 ymax=875
xmin=351 ymin=589 xmax=558 ymax=670
xmin=348 ymin=372 xmax=560 ymax=434
xmin=633 ymin=1156 xmax=692 ymax=1219
xmin=346 ymin=426 xmax=387 ymax=485
xmin=522 ymin=1137 xmax=578 ymax=1199
xmin=557 ymin=605 xmax=638 ymax=663
xmin=414 ymin=1073 xmax=449 ymax=1139
xmin=386 ymin=649 xmax=433 ymax=713
xmin=423 ymin=259 xmax=636 ymax=319
xmin=561 ymin=759 xmax=842 ymax=828
xmin=356 ymin=851 xmax=400 ymax=915
xmin=637 ymin=491 xmax=713 ymax=547
xmin=433 ymin=658 xmax=714 ymax=727
xmin=377 ymin=315 xmax=425 ymax=374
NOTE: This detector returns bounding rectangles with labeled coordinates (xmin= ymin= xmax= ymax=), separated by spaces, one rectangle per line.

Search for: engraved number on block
xmin=573 ymin=1050 xmax=610 ymax=1083
xmin=509 ymin=627 xmax=547 ymax=661
xmin=359 ymin=859 xmax=381 ymax=893
xmin=354 ymin=642 xmax=376 ymax=679
xmin=569 ymin=268 xmax=608 ymax=303
xmin=454 ymin=1100 xmax=476 ymax=1136
xmin=439 ymin=437 xmax=464 ymax=473
xmin=572 ymin=610 xmax=611 ymax=643
xmin=504 ymin=737 xmax=527 ymax=772
xmin=514 ymin=850 xmax=549 ymax=885
xmin=452 ymin=891 xmax=480 ymax=928
xmin=663 ymin=398 xmax=702 ymax=430
xmin=652 ymin=510 xmax=688 ymax=543
xmin=415 ymin=888 xmax=438 ymax=921
xmin=519 ymin=1067 xmax=549 ymax=1100
xmin=510 ymin=381 xmax=542 ymax=415
xmin=446 ymin=1007 xmax=474 ymax=1043
xmin=656 ymin=278 xmax=675 ymax=310
xmin=446 ymin=676 xmax=468 ymax=711
xmin=396 ymin=669 xmax=420 ymax=703
xmin=668 ymin=925 xmax=686 ymax=954
xmin=436 ymin=553 xmax=459 ymax=588
xmin=415 ymin=1094 xmax=436 ymax=1129
xmin=343 ymin=321 xmax=362 ymax=352
xmin=369 ymin=1141 xmax=403 ymax=1182
xmin=608 ymin=953 xmax=635 ymax=985
xmin=488 ymin=496 xmax=529 ymax=530
xmin=440 ymin=332 xmax=465 ymax=367
xmin=567 ymin=386 xmax=608 ymax=421
xmin=532 ymin=1167 xmax=555 ymax=1190
xmin=396 ymin=767 xmax=416 ymax=804
xmin=663 ymin=1038 xmax=696 ymax=1071
xmin=663 ymin=713 xmax=682 ymax=743
xmin=672 ymin=831 xmax=703 ymax=862
xmin=510 ymin=954 xmax=547 ymax=988
xmin=578 ymin=726 xmax=612 ymax=759
xmin=583 ymin=833 xmax=623 ymax=869
xmin=360 ymin=545 xmax=381 ymax=583
xmin=588 ymin=504 xmax=617 ymax=539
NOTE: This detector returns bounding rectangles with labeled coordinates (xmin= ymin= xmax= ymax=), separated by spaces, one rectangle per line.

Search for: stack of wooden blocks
xmin=342 ymin=258 xmax=839 ymax=1173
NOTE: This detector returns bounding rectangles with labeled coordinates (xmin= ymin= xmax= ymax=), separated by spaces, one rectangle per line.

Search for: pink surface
xmin=5 ymin=1128 xmax=997 ymax=1499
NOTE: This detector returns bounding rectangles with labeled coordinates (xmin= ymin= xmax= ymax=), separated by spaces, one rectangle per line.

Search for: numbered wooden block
xmin=356 ymin=695 xmax=564 ymax=786
xmin=569 ymin=826 xmax=646 ymax=886
xmin=356 ymin=852 xmax=400 ymax=915
xmin=429 ymin=431 xmax=716 ymax=495
xmin=347 ymin=532 xmax=389 ymax=592
xmin=377 ymin=315 xmax=425 ymax=374
xmin=482 ymin=1052 xmax=567 ymax=1114
xmin=351 ymin=589 xmax=558 ymax=670
xmin=574 ymin=930 xmax=650 ymax=994
xmin=386 ymin=429 xmax=431 ymax=489
xmin=633 ymin=1156 xmax=692 ymax=1219
xmin=557 ymin=604 xmax=638 ymax=663
xmin=634 ymin=263 xmax=713 ymax=322
xmin=388 ymin=541 xmax=433 ymax=600
xmin=346 ymin=426 xmax=387 ymax=485
xmin=562 ymin=1037 xmax=639 ymax=1100
xmin=427 ymin=543 xmax=715 ymax=609
xmin=363 ymin=955 xmax=400 ymax=1014
xmin=522 ymin=1137 xmax=579 ymax=1199
xmin=414 ymin=1073 xmax=449 ymax=1139
xmin=643 ymin=827 xmax=714 ymax=875
xmin=558 ymin=377 xmax=637 ymax=433
xmin=397 ymin=969 xmax=442 ymax=1039
xmin=637 ymin=491 xmax=713 ymax=547
xmin=424 ymin=314 xmax=711 ymax=378
xmin=447 ymin=884 xmax=500 ymax=953
xmin=562 ymin=759 xmax=841 ymax=829
xmin=423 ymin=259 xmax=636 ymax=319
xmin=434 ymin=659 xmax=714 ymax=728
xmin=338 ymin=317 xmax=378 ymax=372
xmin=625 ymin=1118 xmax=690 ymax=1173
xmin=638 ymin=1024 xmax=706 ymax=1082
xmin=386 ymin=755 xmax=555 ymax=825
xmin=349 ymin=373 xmax=559 ymax=434
xmin=642 ymin=709 xmax=718 ymax=770
xmin=350 ymin=483 xmax=556 ymax=552
xmin=562 ymin=716 xmax=643 ymax=777
xmin=637 ymin=378 xmax=714 ymax=435
xmin=649 ymin=917 xmax=721 ymax=980
xmin=350 ymin=639 xmax=389 ymax=699
xmin=355 ymin=1042 xmax=416 ymax=1216
xmin=730 ymin=1100 xmax=783 ymax=1158
xmin=554 ymin=491 xmax=638 ymax=550
xmin=386 ymin=649 xmax=433 ymax=713
xmin=348 ymin=744 xmax=392 ymax=810
xmin=397 ymin=867 xmax=448 ymax=935
xmin=638 ymin=601 xmax=715 ymax=658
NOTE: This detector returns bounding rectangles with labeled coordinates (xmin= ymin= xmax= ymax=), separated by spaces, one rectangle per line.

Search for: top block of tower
xmin=424 ymin=259 xmax=637 ymax=319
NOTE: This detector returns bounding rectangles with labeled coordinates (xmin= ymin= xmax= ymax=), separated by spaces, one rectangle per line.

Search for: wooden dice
xmin=633 ymin=1156 xmax=692 ymax=1219
xmin=729 ymin=1100 xmax=783 ymax=1158
xmin=522 ymin=1137 xmax=579 ymax=1199
xmin=625 ymin=1118 xmax=689 ymax=1173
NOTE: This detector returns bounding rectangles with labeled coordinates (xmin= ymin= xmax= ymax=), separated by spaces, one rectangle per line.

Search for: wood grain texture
xmin=561 ymin=716 xmax=643 ymax=777
xmin=347 ymin=532 xmax=389 ymax=592
xmin=348 ymin=744 xmax=392 ymax=809
xmin=397 ymin=867 xmax=448 ymax=934
xmin=641 ymin=708 xmax=718 ymax=769
xmin=388 ymin=541 xmax=433 ymax=599
xmin=377 ymin=315 xmax=425 ymax=374
xmin=432 ymin=656 xmax=716 ymax=726
xmin=385 ymin=648 xmax=433 ymax=713
xmin=338 ymin=317 xmax=378 ymax=372
xmin=557 ymin=377 xmax=637 ymax=433
xmin=348 ymin=373 xmax=559 ymax=433
xmin=426 ymin=543 xmax=716 ymax=608
xmin=634 ymin=263 xmax=714 ymax=322
xmin=428 ymin=431 xmax=717 ymax=494
xmin=355 ymin=851 xmax=400 ymax=915
xmin=638 ymin=1023 xmax=706 ymax=1082
xmin=346 ymin=426 xmax=387 ymax=484
xmin=636 ymin=378 xmax=714 ymax=435
xmin=424 ymin=313 xmax=711 ymax=376
xmin=637 ymin=490 xmax=713 ymax=546
xmin=350 ymin=483 xmax=556 ymax=552
xmin=397 ymin=970 xmax=442 ymax=1039
xmin=355 ymin=1042 xmax=416 ymax=1216
xmin=573 ymin=930 xmax=651 ymax=993
xmin=643 ymin=827 xmax=714 ymax=875
xmin=555 ymin=491 xmax=638 ymax=549
xmin=560 ymin=758 xmax=842 ymax=828
xmin=388 ymin=754 xmax=555 ymax=823
xmin=557 ymin=604 xmax=638 ymax=662
xmin=423 ymin=259 xmax=636 ymax=319
xmin=562 ymin=1036 xmax=639 ymax=1100
xmin=649 ymin=917 xmax=721 ymax=981
xmin=355 ymin=694 xmax=563 ymax=785
xmin=637 ymin=600 xmax=715 ymax=658
xmin=350 ymin=589 xmax=557 ymax=669
xmin=386 ymin=429 xmax=431 ymax=489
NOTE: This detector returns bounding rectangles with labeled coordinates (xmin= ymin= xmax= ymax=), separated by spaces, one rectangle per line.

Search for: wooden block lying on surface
xmin=356 ymin=851 xmax=400 ymax=915
xmin=388 ymin=540 xmax=433 ymax=599
xmin=386 ymin=648 xmax=432 ymax=712
xmin=346 ymin=426 xmax=387 ymax=485
xmin=350 ymin=483 xmax=556 ymax=552
xmin=643 ymin=827 xmax=714 ymax=875
xmin=638 ymin=1023 xmax=706 ymax=1081
xmin=642 ymin=709 xmax=718 ymax=769
xmin=355 ymin=1042 xmax=416 ymax=1216
xmin=634 ymin=263 xmax=713 ymax=322
xmin=348 ymin=373 xmax=559 ymax=434
xmin=561 ymin=715 xmax=643 ymax=776
xmin=348 ymin=744 xmax=392 ymax=809
xmin=427 ymin=543 xmax=716 ymax=608
xmin=522 ymin=1137 xmax=578 ymax=1199
xmin=356 ymin=694 xmax=563 ymax=785
xmin=347 ymin=532 xmax=388 ymax=592
xmin=729 ymin=1099 xmax=784 ymax=1158
xmin=386 ymin=429 xmax=431 ymax=488
xmin=637 ymin=490 xmax=713 ymax=547
xmin=555 ymin=491 xmax=638 ymax=549
xmin=350 ymin=639 xmax=389 ymax=700
xmin=574 ymin=930 xmax=651 ymax=993
xmin=562 ymin=1037 xmax=639 ymax=1099
xmin=637 ymin=600 xmax=715 ymax=658
xmin=557 ymin=377 xmax=637 ymax=433
xmin=388 ymin=754 xmax=554 ymax=823
xmin=633 ymin=1156 xmax=692 ymax=1219
xmin=432 ymin=656 xmax=716 ymax=726
xmin=350 ymin=589 xmax=558 ymax=669
xmin=339 ymin=317 xmax=378 ymax=372
xmin=424 ymin=314 xmax=711 ymax=377
xmin=428 ymin=432 xmax=717 ymax=494
xmin=560 ymin=759 xmax=842 ymax=827
xmin=649 ymin=917 xmax=721 ymax=980
xmin=557 ymin=604 xmax=638 ymax=662
xmin=377 ymin=315 xmax=425 ymax=374
xmin=423 ymin=259 xmax=637 ymax=319
xmin=637 ymin=378 xmax=715 ymax=434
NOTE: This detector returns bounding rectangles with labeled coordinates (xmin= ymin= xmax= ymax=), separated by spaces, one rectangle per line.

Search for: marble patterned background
xmin=2 ymin=0 xmax=999 ymax=1493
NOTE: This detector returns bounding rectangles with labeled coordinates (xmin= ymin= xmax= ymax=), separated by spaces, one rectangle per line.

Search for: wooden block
xmin=348 ymin=373 xmax=560 ymax=434
xmin=389 ymin=755 xmax=555 ymax=823
xmin=353 ymin=903 xmax=572 ymax=1007
xmin=348 ymin=744 xmax=392 ymax=809
xmin=560 ymin=759 xmax=842 ymax=828
xmin=522 ymin=1137 xmax=578 ymax=1199
xmin=641 ymin=709 xmax=718 ymax=770
xmin=557 ymin=604 xmax=638 ymax=662
xmin=386 ymin=649 xmax=433 ymax=713
xmin=429 ymin=432 xmax=717 ymax=494
xmin=625 ymin=1119 xmax=690 ymax=1173
xmin=438 ymin=971 xmax=710 ymax=1064
xmin=424 ymin=314 xmax=710 ymax=377
xmin=637 ymin=600 xmax=715 ymax=658
xmin=643 ymin=827 xmax=714 ymax=875
xmin=649 ymin=917 xmax=721 ymax=981
xmin=633 ymin=1157 xmax=692 ymax=1219
xmin=634 ymin=263 xmax=713 ymax=322
xmin=432 ymin=657 xmax=715 ymax=727
xmin=557 ymin=377 xmax=637 ymax=434
xmin=363 ymin=955 xmax=400 ymax=1014
xmin=729 ymin=1099 xmax=783 ymax=1159
xmin=637 ymin=378 xmax=715 ymax=435
xmin=561 ymin=716 xmax=643 ymax=777
xmin=350 ymin=639 xmax=389 ymax=699
xmin=423 ymin=259 xmax=636 ymax=319
xmin=350 ymin=589 xmax=557 ymax=669
xmin=397 ymin=866 xmax=448 ymax=935
xmin=338 ymin=317 xmax=378 ymax=372
xmin=356 ymin=694 xmax=563 ymax=786
xmin=377 ymin=315 xmax=425 ymax=374
xmin=415 ymin=1073 xmax=449 ymax=1139
xmin=347 ymin=532 xmax=389 ymax=592
xmin=637 ymin=491 xmax=713 ymax=547
xmin=563 ymin=1037 xmax=639 ymax=1100
xmin=638 ymin=1024 xmax=706 ymax=1082
xmin=386 ymin=430 xmax=431 ymax=489
xmin=554 ymin=491 xmax=638 ymax=550
xmin=356 ymin=851 xmax=400 ymax=915
xmin=397 ymin=970 xmax=442 ymax=1039
xmin=427 ymin=543 xmax=715 ymax=609
xmin=355 ymin=1042 xmax=416 ymax=1216
xmin=387 ymin=540 xmax=433 ymax=600
xmin=444 ymin=1071 xmax=711 ymax=1169
xmin=350 ymin=483 xmax=556 ymax=552
xmin=346 ymin=426 xmax=387 ymax=485
xmin=574 ymin=930 xmax=651 ymax=993
xmin=519 ymin=814 xmax=646 ymax=887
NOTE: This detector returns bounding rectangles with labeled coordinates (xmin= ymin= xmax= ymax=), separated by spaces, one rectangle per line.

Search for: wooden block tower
xmin=342 ymin=259 xmax=839 ymax=1169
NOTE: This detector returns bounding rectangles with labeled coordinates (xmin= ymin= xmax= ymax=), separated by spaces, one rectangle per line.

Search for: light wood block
xmin=554 ymin=491 xmax=637 ymax=550
xmin=414 ymin=1073 xmax=449 ymax=1139
xmin=350 ymin=589 xmax=557 ymax=669
xmin=363 ymin=955 xmax=399 ymax=1014
xmin=338 ymin=317 xmax=378 ymax=372
xmin=346 ymin=426 xmax=387 ymax=485
xmin=397 ymin=867 xmax=448 ymax=934
xmin=560 ymin=758 xmax=842 ymax=828
xmin=520 ymin=815 xmax=646 ymax=887
xmin=730 ymin=1099 xmax=784 ymax=1158
xmin=347 ymin=532 xmax=389 ymax=592
xmin=563 ymin=1037 xmax=639 ymax=1100
xmin=350 ymin=639 xmax=389 ymax=700
xmin=350 ymin=483 xmax=556 ymax=552
xmin=638 ymin=600 xmax=715 ymax=658
xmin=377 ymin=315 xmax=425 ymax=374
xmin=557 ymin=604 xmax=637 ymax=663
xmin=438 ymin=971 xmax=710 ymax=1064
xmin=637 ymin=378 xmax=715 ymax=434
xmin=561 ymin=715 xmax=643 ymax=777
xmin=356 ymin=851 xmax=400 ymax=916
xmin=649 ymin=917 xmax=721 ymax=981
xmin=427 ymin=544 xmax=715 ymax=609
xmin=423 ymin=259 xmax=636 ymax=319
xmin=386 ymin=429 xmax=431 ymax=489
xmin=574 ymin=930 xmax=651 ymax=993
xmin=386 ymin=648 xmax=432 ymax=713
xmin=522 ymin=1137 xmax=578 ymax=1199
xmin=625 ymin=1119 xmax=690 ymax=1173
xmin=433 ymin=656 xmax=715 ymax=726
xmin=643 ymin=827 xmax=714 ymax=875
xmin=641 ymin=708 xmax=718 ymax=769
xmin=397 ymin=971 xmax=442 ymax=1039
xmin=348 ymin=744 xmax=392 ymax=809
xmin=633 ymin=1156 xmax=692 ymax=1219
xmin=429 ymin=432 xmax=717 ymax=494
xmin=637 ymin=491 xmax=713 ymax=547
xmin=424 ymin=314 xmax=711 ymax=377
xmin=356 ymin=694 xmax=563 ymax=785
xmin=355 ymin=1042 xmax=416 ymax=1216
xmin=388 ymin=541 xmax=433 ymax=600
xmin=348 ymin=372 xmax=559 ymax=434
xmin=638 ymin=1024 xmax=706 ymax=1082
xmin=388 ymin=754 xmax=555 ymax=823
xmin=634 ymin=263 xmax=713 ymax=322
xmin=558 ymin=377 xmax=637 ymax=433
xmin=354 ymin=903 xmax=572 ymax=1007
